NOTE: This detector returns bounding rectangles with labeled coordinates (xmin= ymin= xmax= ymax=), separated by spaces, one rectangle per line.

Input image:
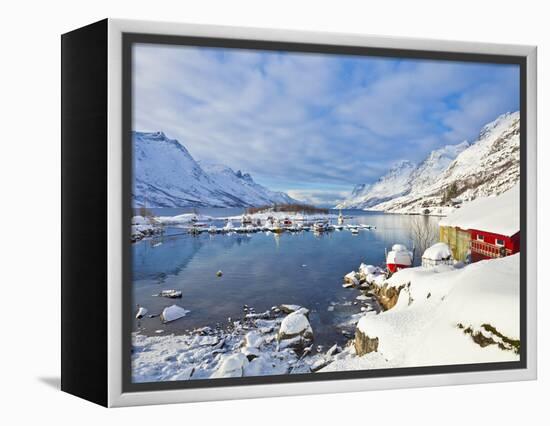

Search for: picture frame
xmin=61 ymin=18 xmax=537 ymax=407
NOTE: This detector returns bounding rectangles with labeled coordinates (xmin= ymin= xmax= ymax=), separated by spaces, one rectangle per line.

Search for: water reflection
xmin=132 ymin=209 xmax=440 ymax=346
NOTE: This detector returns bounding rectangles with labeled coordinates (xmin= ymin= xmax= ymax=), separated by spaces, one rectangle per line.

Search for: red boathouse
xmin=439 ymin=185 xmax=520 ymax=263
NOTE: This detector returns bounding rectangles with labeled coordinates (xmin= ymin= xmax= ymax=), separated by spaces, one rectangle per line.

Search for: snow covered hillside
xmin=337 ymin=160 xmax=416 ymax=209
xmin=321 ymin=254 xmax=520 ymax=372
xmin=132 ymin=131 xmax=297 ymax=208
xmin=336 ymin=112 xmax=519 ymax=214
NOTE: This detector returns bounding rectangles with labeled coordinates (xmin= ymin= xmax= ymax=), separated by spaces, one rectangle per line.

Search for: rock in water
xmin=213 ymin=353 xmax=249 ymax=378
xmin=344 ymin=271 xmax=360 ymax=286
xmin=326 ymin=344 xmax=342 ymax=357
xmin=157 ymin=289 xmax=182 ymax=298
xmin=278 ymin=304 xmax=304 ymax=314
xmin=160 ymin=304 xmax=190 ymax=323
xmin=135 ymin=305 xmax=148 ymax=319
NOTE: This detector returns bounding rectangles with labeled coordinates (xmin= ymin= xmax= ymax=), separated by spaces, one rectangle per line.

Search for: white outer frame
xmin=106 ymin=18 xmax=537 ymax=407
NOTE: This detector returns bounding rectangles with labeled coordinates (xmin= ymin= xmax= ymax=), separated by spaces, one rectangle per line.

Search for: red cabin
xmin=439 ymin=185 xmax=520 ymax=264
xmin=470 ymin=229 xmax=520 ymax=262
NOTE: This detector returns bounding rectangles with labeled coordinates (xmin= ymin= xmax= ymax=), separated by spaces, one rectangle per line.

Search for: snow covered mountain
xmin=336 ymin=111 xmax=520 ymax=213
xmin=132 ymin=131 xmax=298 ymax=208
xmin=336 ymin=160 xmax=416 ymax=209
xmin=198 ymin=162 xmax=297 ymax=207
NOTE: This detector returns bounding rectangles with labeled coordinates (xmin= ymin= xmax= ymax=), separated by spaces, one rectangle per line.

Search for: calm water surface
xmin=132 ymin=209 xmax=439 ymax=348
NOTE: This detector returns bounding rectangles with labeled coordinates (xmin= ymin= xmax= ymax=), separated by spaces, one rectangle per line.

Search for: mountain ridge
xmin=335 ymin=111 xmax=520 ymax=213
xmin=132 ymin=131 xmax=298 ymax=208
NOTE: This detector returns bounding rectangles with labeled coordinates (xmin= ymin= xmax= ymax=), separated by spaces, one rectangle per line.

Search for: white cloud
xmin=132 ymin=44 xmax=520 ymax=201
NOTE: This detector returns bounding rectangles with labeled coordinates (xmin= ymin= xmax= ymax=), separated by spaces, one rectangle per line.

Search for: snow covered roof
xmin=439 ymin=185 xmax=519 ymax=236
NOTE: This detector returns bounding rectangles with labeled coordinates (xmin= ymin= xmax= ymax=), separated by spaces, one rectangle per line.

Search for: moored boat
xmin=313 ymin=222 xmax=328 ymax=232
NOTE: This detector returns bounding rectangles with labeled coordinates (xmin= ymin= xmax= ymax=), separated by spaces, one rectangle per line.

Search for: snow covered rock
xmin=212 ymin=353 xmax=249 ymax=378
xmin=354 ymin=327 xmax=380 ymax=356
xmin=359 ymin=263 xmax=378 ymax=276
xmin=244 ymin=331 xmax=264 ymax=348
xmin=277 ymin=311 xmax=314 ymax=348
xmin=344 ymin=271 xmax=360 ymax=286
xmin=135 ymin=305 xmax=148 ymax=319
xmin=131 ymin=215 xmax=161 ymax=241
xmin=160 ymin=304 xmax=190 ymax=323
xmin=155 ymin=289 xmax=182 ymax=298
xmin=279 ymin=304 xmax=308 ymax=315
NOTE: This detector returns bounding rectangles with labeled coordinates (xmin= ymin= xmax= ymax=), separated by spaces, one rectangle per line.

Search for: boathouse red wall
xmin=469 ymin=229 xmax=520 ymax=262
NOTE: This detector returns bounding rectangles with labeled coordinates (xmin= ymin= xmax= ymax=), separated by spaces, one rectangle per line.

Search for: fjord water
xmin=132 ymin=209 xmax=439 ymax=348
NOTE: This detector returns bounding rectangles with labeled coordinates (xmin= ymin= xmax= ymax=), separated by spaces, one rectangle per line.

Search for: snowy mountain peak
xmin=133 ymin=132 xmax=298 ymax=208
xmin=335 ymin=111 xmax=520 ymax=212
xmin=390 ymin=159 xmax=415 ymax=171
xmin=478 ymin=111 xmax=519 ymax=140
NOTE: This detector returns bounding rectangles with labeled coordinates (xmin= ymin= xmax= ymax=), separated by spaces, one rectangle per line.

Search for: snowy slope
xmin=336 ymin=112 xmax=519 ymax=213
xmin=132 ymin=131 xmax=297 ymax=208
xmin=336 ymin=160 xmax=416 ymax=209
xmin=199 ymin=162 xmax=296 ymax=207
xmin=321 ymin=254 xmax=520 ymax=372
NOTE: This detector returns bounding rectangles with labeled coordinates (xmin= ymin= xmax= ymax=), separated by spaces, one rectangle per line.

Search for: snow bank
xmin=156 ymin=213 xmax=214 ymax=225
xmin=355 ymin=254 xmax=520 ymax=367
xmin=131 ymin=216 xmax=162 ymax=241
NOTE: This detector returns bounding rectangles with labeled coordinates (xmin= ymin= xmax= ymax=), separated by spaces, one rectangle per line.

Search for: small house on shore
xmin=438 ymin=185 xmax=520 ymax=263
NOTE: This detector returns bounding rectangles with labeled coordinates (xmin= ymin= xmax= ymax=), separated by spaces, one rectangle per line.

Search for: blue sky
xmin=133 ymin=44 xmax=519 ymax=206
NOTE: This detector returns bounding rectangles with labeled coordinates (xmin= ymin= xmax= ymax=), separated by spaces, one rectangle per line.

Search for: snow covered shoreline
xmin=154 ymin=210 xmax=341 ymax=225
xmin=322 ymin=254 xmax=520 ymax=372
xmin=132 ymin=304 xmax=347 ymax=382
xmin=131 ymin=253 xmax=519 ymax=382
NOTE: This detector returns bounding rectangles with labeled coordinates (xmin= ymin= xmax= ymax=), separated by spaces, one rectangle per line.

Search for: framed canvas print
xmin=61 ymin=19 xmax=537 ymax=407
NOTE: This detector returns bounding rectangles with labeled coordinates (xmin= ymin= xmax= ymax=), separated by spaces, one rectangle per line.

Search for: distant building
xmin=438 ymin=185 xmax=520 ymax=263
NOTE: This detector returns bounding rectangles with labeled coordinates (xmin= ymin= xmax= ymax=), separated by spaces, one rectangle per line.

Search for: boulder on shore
xmin=278 ymin=304 xmax=309 ymax=316
xmin=344 ymin=271 xmax=360 ymax=286
xmin=354 ymin=327 xmax=379 ymax=356
xmin=277 ymin=311 xmax=314 ymax=349
xmin=213 ymin=353 xmax=249 ymax=378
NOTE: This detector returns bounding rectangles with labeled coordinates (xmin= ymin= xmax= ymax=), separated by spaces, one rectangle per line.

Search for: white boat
xmin=313 ymin=222 xmax=328 ymax=232
xmin=208 ymin=225 xmax=218 ymax=233
xmin=223 ymin=221 xmax=235 ymax=231
xmin=351 ymin=228 xmax=359 ymax=234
